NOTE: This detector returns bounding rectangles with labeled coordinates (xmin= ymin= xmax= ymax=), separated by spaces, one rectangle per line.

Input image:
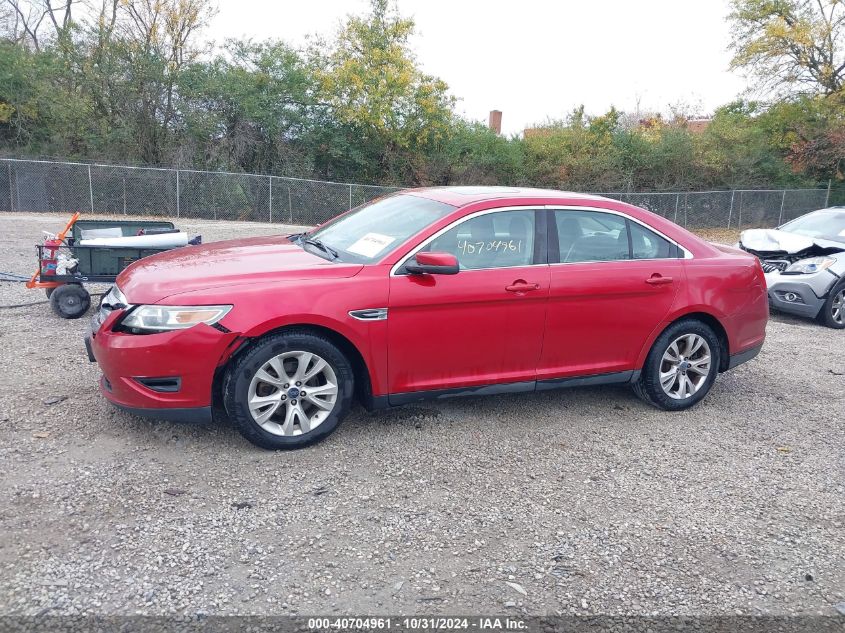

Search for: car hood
xmin=739 ymin=228 xmax=845 ymax=255
xmin=117 ymin=235 xmax=363 ymax=304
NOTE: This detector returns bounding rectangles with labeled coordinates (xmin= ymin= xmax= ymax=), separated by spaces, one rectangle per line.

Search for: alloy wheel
xmin=247 ymin=351 xmax=339 ymax=436
xmin=659 ymin=334 xmax=712 ymax=400
xmin=832 ymin=289 xmax=845 ymax=325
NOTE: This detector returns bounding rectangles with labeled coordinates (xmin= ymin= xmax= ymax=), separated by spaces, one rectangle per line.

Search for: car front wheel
xmin=224 ymin=330 xmax=354 ymax=450
xmin=633 ymin=319 xmax=721 ymax=411
xmin=818 ymin=281 xmax=845 ymax=329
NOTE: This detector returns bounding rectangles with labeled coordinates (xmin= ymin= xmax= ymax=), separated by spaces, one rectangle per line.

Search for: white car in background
xmin=739 ymin=207 xmax=845 ymax=329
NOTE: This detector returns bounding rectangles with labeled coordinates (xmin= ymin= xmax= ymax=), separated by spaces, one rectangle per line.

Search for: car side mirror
xmin=405 ymin=251 xmax=459 ymax=275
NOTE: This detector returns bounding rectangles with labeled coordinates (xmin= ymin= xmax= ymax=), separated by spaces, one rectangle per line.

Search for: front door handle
xmin=645 ymin=274 xmax=673 ymax=286
xmin=506 ymin=281 xmax=540 ymax=293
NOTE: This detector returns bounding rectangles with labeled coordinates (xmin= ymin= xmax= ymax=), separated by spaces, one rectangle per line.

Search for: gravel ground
xmin=0 ymin=213 xmax=843 ymax=617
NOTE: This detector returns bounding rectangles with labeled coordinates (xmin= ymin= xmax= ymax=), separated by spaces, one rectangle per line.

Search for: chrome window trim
xmin=545 ymin=205 xmax=693 ymax=262
xmin=390 ymin=206 xmax=545 ymax=277
xmin=390 ymin=204 xmax=693 ymax=277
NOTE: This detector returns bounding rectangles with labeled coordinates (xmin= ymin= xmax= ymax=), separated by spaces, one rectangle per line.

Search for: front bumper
xmin=86 ymin=308 xmax=238 ymax=421
xmin=764 ymin=270 xmax=838 ymax=319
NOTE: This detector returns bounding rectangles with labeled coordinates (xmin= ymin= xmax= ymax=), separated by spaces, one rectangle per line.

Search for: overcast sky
xmin=207 ymin=0 xmax=749 ymax=136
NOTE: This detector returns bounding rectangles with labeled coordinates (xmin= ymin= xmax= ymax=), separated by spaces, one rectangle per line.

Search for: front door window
xmin=424 ymin=210 xmax=537 ymax=269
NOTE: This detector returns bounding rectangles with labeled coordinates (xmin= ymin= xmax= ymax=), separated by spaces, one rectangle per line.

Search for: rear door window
xmin=629 ymin=221 xmax=679 ymax=259
xmin=553 ymin=210 xmax=681 ymax=262
xmin=554 ymin=210 xmax=629 ymax=263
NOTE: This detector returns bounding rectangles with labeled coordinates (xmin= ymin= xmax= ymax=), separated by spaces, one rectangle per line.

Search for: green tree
xmin=425 ymin=120 xmax=525 ymax=186
xmin=699 ymin=101 xmax=808 ymax=187
xmin=179 ymin=40 xmax=317 ymax=174
xmin=308 ymin=0 xmax=455 ymax=182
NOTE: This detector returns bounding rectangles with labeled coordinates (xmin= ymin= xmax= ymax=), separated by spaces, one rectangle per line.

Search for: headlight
xmin=120 ymin=305 xmax=232 ymax=333
xmin=784 ymin=257 xmax=836 ymax=274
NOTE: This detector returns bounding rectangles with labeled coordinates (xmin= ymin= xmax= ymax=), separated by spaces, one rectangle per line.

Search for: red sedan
xmin=86 ymin=188 xmax=768 ymax=450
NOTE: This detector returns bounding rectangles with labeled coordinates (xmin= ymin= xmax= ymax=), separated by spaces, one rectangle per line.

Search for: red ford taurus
xmin=86 ymin=187 xmax=768 ymax=449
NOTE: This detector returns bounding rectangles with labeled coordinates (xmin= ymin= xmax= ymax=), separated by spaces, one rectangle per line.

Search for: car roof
xmin=405 ymin=186 xmax=611 ymax=207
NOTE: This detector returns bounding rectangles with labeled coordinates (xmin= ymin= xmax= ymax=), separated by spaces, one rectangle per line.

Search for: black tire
xmin=49 ymin=283 xmax=91 ymax=319
xmin=817 ymin=280 xmax=845 ymax=329
xmin=632 ymin=318 xmax=721 ymax=411
xmin=45 ymin=288 xmax=54 ymax=299
xmin=223 ymin=330 xmax=354 ymax=450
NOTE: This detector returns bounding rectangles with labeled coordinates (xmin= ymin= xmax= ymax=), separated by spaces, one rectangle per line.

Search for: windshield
xmin=781 ymin=209 xmax=845 ymax=244
xmin=305 ymin=194 xmax=456 ymax=263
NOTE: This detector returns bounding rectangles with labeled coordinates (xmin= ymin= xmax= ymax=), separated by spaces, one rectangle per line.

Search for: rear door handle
xmin=506 ymin=281 xmax=540 ymax=293
xmin=645 ymin=275 xmax=673 ymax=286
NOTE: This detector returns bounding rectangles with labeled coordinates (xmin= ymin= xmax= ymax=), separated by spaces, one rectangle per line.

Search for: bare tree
xmin=44 ymin=0 xmax=73 ymax=33
xmin=729 ymin=0 xmax=845 ymax=95
xmin=118 ymin=0 xmax=216 ymax=157
xmin=119 ymin=0 xmax=215 ymax=64
xmin=1 ymin=0 xmax=78 ymax=49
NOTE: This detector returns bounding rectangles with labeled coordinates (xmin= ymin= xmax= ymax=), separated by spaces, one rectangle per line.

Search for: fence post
xmin=269 ymin=175 xmax=273 ymax=223
xmin=123 ymin=177 xmax=127 ymax=215
xmin=737 ymin=190 xmax=743 ymax=230
xmin=7 ymin=162 xmax=13 ymax=212
xmin=176 ymin=169 xmax=180 ymax=218
xmin=288 ymin=186 xmax=293 ymax=223
xmin=825 ymin=179 xmax=832 ymax=207
xmin=727 ymin=190 xmax=735 ymax=229
xmin=87 ymin=164 xmax=94 ymax=212
xmin=348 ymin=184 xmax=353 ymax=210
xmin=777 ymin=190 xmax=786 ymax=226
xmin=673 ymin=194 xmax=679 ymax=223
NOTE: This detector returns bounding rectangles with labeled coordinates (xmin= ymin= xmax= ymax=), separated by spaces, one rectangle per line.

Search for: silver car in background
xmin=739 ymin=207 xmax=845 ymax=329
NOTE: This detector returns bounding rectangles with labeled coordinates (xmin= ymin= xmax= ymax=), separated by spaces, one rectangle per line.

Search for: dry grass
xmin=691 ymin=227 xmax=743 ymax=245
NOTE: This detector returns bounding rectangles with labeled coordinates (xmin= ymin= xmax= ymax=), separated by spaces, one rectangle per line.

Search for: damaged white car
xmin=738 ymin=207 xmax=845 ymax=329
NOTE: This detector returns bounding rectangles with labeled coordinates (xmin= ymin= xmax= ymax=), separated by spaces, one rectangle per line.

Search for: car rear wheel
xmin=633 ymin=319 xmax=721 ymax=411
xmin=223 ymin=330 xmax=354 ymax=450
xmin=818 ymin=281 xmax=845 ymax=329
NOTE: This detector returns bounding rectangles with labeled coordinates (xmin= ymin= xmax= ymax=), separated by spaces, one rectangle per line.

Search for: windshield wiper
xmin=300 ymin=236 xmax=339 ymax=260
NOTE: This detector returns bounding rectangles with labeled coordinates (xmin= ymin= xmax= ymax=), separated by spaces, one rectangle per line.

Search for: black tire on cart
xmin=45 ymin=287 xmax=54 ymax=299
xmin=50 ymin=283 xmax=91 ymax=319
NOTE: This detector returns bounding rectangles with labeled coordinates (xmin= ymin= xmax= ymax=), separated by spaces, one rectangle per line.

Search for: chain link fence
xmin=0 ymin=158 xmax=833 ymax=228
xmin=0 ymin=158 xmax=398 ymax=225
xmin=599 ymin=189 xmax=831 ymax=230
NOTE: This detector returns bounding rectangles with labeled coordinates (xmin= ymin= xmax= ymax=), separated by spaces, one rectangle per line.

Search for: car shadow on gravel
xmin=768 ymin=308 xmax=823 ymax=328
xmin=110 ymin=384 xmax=657 ymax=452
